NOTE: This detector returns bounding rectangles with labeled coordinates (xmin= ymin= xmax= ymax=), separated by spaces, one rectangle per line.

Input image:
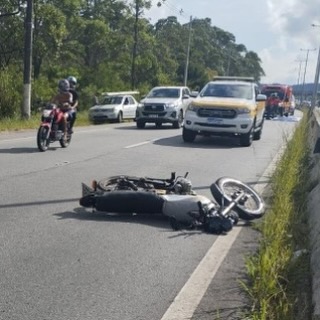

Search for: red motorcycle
xmin=37 ymin=103 xmax=73 ymax=152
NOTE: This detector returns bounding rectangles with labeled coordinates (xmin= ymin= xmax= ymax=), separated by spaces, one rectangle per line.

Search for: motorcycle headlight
xmin=42 ymin=109 xmax=52 ymax=117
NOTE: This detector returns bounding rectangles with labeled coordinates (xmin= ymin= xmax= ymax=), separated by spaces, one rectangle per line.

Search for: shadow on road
xmin=114 ymin=123 xmax=176 ymax=130
xmin=0 ymin=197 xmax=79 ymax=209
xmin=0 ymin=144 xmax=69 ymax=153
xmin=152 ymin=135 xmax=242 ymax=149
xmin=104 ymin=122 xmax=246 ymax=149
xmin=55 ymin=207 xmax=175 ymax=230
xmin=0 ymin=147 xmax=45 ymax=154
xmin=54 ymin=207 xmax=255 ymax=239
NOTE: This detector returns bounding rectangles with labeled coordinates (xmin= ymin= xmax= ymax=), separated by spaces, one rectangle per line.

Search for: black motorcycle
xmin=79 ymin=172 xmax=265 ymax=234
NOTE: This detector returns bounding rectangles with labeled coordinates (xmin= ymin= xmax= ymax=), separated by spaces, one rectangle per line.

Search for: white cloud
xmin=145 ymin=0 xmax=320 ymax=85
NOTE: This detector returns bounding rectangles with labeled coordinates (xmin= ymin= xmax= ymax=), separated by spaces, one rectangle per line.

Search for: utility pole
xmin=183 ymin=16 xmax=192 ymax=87
xmin=311 ymin=24 xmax=320 ymax=109
xmin=22 ymin=0 xmax=33 ymax=119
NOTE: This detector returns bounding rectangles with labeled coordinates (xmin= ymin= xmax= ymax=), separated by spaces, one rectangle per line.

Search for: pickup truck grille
xmin=142 ymin=112 xmax=166 ymax=117
xmin=197 ymin=108 xmax=236 ymax=119
xmin=144 ymin=104 xmax=165 ymax=112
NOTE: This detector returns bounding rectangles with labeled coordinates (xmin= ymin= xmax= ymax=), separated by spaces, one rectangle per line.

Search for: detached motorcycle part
xmin=210 ymin=177 xmax=265 ymax=220
xmin=204 ymin=216 xmax=233 ymax=234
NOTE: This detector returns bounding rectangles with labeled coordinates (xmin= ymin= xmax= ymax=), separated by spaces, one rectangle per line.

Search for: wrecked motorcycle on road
xmin=79 ymin=172 xmax=265 ymax=234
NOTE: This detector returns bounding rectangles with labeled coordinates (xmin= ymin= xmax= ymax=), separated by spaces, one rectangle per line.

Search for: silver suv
xmin=135 ymin=86 xmax=192 ymax=129
xmin=182 ymin=77 xmax=267 ymax=146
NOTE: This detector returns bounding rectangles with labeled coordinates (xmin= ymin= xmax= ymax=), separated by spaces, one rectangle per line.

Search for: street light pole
xmin=183 ymin=15 xmax=192 ymax=87
xmin=311 ymin=24 xmax=320 ymax=109
xmin=226 ymin=41 xmax=235 ymax=76
xmin=295 ymin=59 xmax=305 ymax=86
xmin=300 ymin=48 xmax=316 ymax=104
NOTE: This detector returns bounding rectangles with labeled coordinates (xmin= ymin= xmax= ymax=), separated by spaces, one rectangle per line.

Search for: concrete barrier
xmin=308 ymin=108 xmax=320 ymax=319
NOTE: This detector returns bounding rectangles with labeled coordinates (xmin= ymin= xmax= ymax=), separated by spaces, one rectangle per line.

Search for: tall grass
xmin=245 ymin=110 xmax=312 ymax=319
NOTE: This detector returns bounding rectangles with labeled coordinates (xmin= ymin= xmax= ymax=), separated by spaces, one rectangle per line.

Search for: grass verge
xmin=244 ymin=110 xmax=313 ymax=319
xmin=0 ymin=111 xmax=91 ymax=132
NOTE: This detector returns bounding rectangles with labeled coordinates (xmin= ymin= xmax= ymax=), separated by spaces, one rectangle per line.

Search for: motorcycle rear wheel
xmin=97 ymin=175 xmax=174 ymax=193
xmin=37 ymin=126 xmax=50 ymax=152
xmin=97 ymin=175 xmax=149 ymax=192
xmin=210 ymin=177 xmax=265 ymax=220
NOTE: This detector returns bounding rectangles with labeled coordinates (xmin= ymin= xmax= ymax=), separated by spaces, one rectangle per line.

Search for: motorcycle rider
xmin=266 ymin=92 xmax=280 ymax=119
xmin=67 ymin=76 xmax=79 ymax=133
xmin=51 ymin=79 xmax=73 ymax=140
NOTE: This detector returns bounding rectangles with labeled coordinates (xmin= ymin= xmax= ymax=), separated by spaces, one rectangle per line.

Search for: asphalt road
xmin=0 ymin=113 xmax=302 ymax=320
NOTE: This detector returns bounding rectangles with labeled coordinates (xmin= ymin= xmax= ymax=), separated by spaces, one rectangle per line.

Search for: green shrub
xmin=0 ymin=67 xmax=22 ymax=118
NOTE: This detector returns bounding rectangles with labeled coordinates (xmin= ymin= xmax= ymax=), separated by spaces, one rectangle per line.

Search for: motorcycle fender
xmin=40 ymin=122 xmax=51 ymax=129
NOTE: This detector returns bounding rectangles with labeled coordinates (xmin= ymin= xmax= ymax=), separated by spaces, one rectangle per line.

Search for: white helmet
xmin=67 ymin=76 xmax=77 ymax=87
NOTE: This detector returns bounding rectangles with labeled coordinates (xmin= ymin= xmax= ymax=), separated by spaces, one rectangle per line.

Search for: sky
xmin=144 ymin=0 xmax=320 ymax=85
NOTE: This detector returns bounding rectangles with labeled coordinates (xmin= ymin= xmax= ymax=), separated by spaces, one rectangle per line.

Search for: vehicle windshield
xmin=200 ymin=83 xmax=253 ymax=100
xmin=101 ymin=96 xmax=123 ymax=105
xmin=147 ymin=88 xmax=180 ymax=98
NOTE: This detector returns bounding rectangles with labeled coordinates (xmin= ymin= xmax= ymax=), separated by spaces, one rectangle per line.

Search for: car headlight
xmin=187 ymin=104 xmax=198 ymax=112
xmin=165 ymin=103 xmax=177 ymax=108
xmin=237 ymin=108 xmax=250 ymax=114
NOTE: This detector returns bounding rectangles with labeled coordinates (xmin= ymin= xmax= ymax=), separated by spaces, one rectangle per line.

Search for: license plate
xmin=207 ymin=117 xmax=223 ymax=124
xmin=149 ymin=114 xmax=158 ymax=118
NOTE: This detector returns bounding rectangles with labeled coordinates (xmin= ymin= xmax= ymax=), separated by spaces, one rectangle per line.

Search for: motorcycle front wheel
xmin=60 ymin=133 xmax=72 ymax=148
xmin=210 ymin=177 xmax=265 ymax=220
xmin=37 ymin=126 xmax=50 ymax=152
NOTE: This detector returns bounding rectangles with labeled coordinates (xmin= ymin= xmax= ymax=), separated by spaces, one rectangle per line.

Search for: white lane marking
xmin=124 ymin=138 xmax=160 ymax=149
xmin=160 ymin=137 xmax=290 ymax=320
xmin=160 ymin=228 xmax=241 ymax=320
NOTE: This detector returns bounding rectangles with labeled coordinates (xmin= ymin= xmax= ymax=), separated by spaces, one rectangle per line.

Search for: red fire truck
xmin=261 ymin=84 xmax=295 ymax=117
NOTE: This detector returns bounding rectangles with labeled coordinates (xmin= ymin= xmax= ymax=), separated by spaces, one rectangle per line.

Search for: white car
xmin=135 ymin=86 xmax=192 ymax=129
xmin=89 ymin=91 xmax=139 ymax=124
xmin=183 ymin=76 xmax=267 ymax=147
